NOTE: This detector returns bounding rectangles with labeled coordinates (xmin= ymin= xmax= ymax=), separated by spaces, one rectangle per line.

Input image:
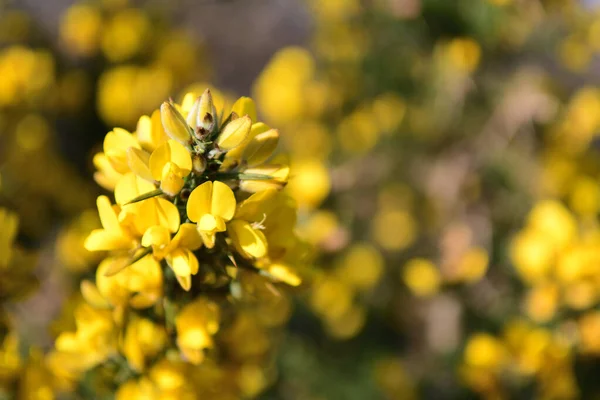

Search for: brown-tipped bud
xmin=161 ymin=102 xmax=192 ymax=145
xmin=195 ymin=89 xmax=216 ymax=131
xmin=192 ymin=154 xmax=207 ymax=174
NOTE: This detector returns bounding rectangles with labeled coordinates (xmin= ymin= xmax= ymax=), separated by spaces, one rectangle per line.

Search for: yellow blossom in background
xmin=402 ymin=258 xmax=441 ymax=297
xmin=59 ymin=4 xmax=102 ymax=57
xmin=445 ymin=38 xmax=481 ymax=74
xmin=176 ymin=297 xmax=220 ymax=365
xmin=286 ymin=159 xmax=330 ymax=209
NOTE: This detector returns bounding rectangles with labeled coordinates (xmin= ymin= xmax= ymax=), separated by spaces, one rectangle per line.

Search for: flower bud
xmin=160 ymin=102 xmax=192 ymax=145
xmin=186 ymin=89 xmax=216 ymax=135
xmin=197 ymin=89 xmax=216 ymax=131
xmin=241 ymin=128 xmax=279 ymax=167
xmin=192 ymin=154 xmax=207 ymax=174
xmin=216 ymin=115 xmax=252 ymax=151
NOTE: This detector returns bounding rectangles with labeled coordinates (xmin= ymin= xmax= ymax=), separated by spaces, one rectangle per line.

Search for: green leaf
xmin=124 ymin=189 xmax=163 ymax=205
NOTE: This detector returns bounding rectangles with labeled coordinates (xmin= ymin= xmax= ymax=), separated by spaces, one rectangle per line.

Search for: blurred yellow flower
xmin=402 ymin=258 xmax=441 ymax=297
xmin=176 ymin=298 xmax=220 ymax=365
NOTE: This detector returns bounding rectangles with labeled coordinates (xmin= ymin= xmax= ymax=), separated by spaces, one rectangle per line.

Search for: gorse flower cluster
xmin=3 ymin=0 xmax=600 ymax=398
xmin=47 ymin=88 xmax=306 ymax=397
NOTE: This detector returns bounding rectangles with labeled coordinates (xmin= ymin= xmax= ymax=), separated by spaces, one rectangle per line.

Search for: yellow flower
xmin=334 ymin=243 xmax=384 ymax=292
xmin=59 ymin=4 xmax=102 ymax=57
xmin=402 ymin=258 xmax=441 ymax=297
xmin=510 ymin=228 xmax=554 ymax=284
xmin=149 ymin=140 xmax=192 ymax=196
xmin=115 ymin=378 xmax=156 ymax=400
xmin=142 ymin=223 xmax=203 ymax=290
xmin=127 ymin=139 xmax=193 ymax=196
xmin=176 ymin=298 xmax=220 ymax=365
xmin=463 ymin=333 xmax=507 ymax=370
xmin=186 ymin=181 xmax=236 ymax=248
xmin=103 ymin=127 xmax=141 ymax=174
xmin=84 ymin=196 xmax=137 ymax=252
xmin=84 ymin=255 xmax=163 ymax=309
xmin=446 ymin=38 xmax=481 ymax=73
xmin=121 ymin=316 xmax=167 ymax=372
xmin=101 ymin=9 xmax=149 ymax=62
xmin=113 ymin=173 xmax=181 ymax=239
xmin=239 ymin=157 xmax=290 ymax=193
xmin=525 ymin=284 xmax=559 ymax=323
xmin=228 ymin=190 xmax=274 ymax=259
xmin=51 ymin=303 xmax=119 ymax=375
xmin=286 ymin=159 xmax=330 ymax=209
xmin=224 ymin=122 xmax=280 ymax=168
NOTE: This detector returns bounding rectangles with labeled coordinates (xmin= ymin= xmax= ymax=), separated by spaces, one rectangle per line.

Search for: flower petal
xmin=187 ymin=181 xmax=212 ymax=222
xmin=242 ymin=129 xmax=279 ymax=167
xmin=228 ymin=220 xmax=268 ymax=259
xmin=231 ymin=96 xmax=257 ymax=122
xmin=216 ymin=115 xmax=252 ymax=150
xmin=172 ymin=223 xmax=203 ymax=250
xmin=211 ymin=181 xmax=236 ymax=221
xmin=127 ymin=147 xmax=154 ymax=182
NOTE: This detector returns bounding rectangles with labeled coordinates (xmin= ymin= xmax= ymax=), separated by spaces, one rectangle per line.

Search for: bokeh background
xmin=2 ymin=0 xmax=600 ymax=398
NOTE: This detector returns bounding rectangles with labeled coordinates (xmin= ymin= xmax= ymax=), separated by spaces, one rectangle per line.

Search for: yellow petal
xmin=104 ymin=128 xmax=140 ymax=173
xmin=181 ymin=92 xmax=197 ymax=115
xmin=239 ymin=163 xmax=289 ymax=193
xmin=172 ymin=223 xmax=203 ymax=250
xmin=127 ymin=147 xmax=154 ymax=182
xmin=149 ymin=140 xmax=192 ymax=181
xmin=160 ymin=162 xmax=185 ymax=196
xmin=155 ymin=198 xmax=181 ymax=233
xmin=141 ymin=225 xmax=171 ymax=249
xmin=225 ymin=122 xmax=271 ymax=161
xmin=135 ymin=115 xmax=153 ymax=150
xmin=242 ymin=129 xmax=279 ymax=167
xmin=187 ymin=250 xmax=199 ymax=275
xmin=97 ymin=195 xmax=121 ymax=232
xmin=136 ymin=110 xmax=168 ymax=151
xmin=101 ymin=256 xmax=131 ymax=277
xmin=216 ymin=115 xmax=252 ymax=150
xmin=160 ymin=102 xmax=192 ymax=145
xmin=211 ymin=181 xmax=236 ymax=221
xmin=129 ymin=197 xmax=180 ymax=234
xmin=93 ymin=152 xmax=122 ymax=191
xmin=231 ymin=96 xmax=257 ymax=122
xmin=168 ymin=249 xmax=192 ymax=276
xmin=267 ymin=263 xmax=301 ymax=286
xmin=130 ymin=292 xmax=161 ymax=309
xmin=84 ymin=229 xmax=131 ymax=252
xmin=115 ymin=173 xmax=157 ymax=205
xmin=235 ymin=189 xmax=277 ymax=222
xmin=175 ymin=273 xmax=192 ymax=291
xmin=80 ymin=280 xmax=111 ymax=309
xmin=198 ymin=214 xmax=218 ymax=232
xmin=199 ymin=231 xmax=216 ymax=249
xmin=228 ymin=220 xmax=268 ymax=259
xmin=187 ymin=181 xmax=212 ymax=222
xmin=168 ymin=141 xmax=192 ymax=174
